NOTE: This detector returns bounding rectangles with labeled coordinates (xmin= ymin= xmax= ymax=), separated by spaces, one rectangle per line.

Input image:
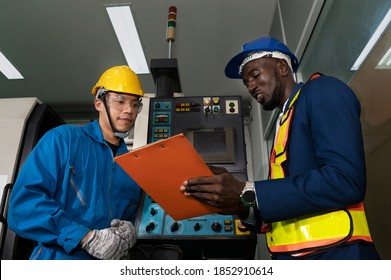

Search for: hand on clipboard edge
xmin=180 ymin=164 xmax=247 ymax=216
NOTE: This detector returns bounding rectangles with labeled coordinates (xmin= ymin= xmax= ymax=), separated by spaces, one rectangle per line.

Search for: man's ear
xmin=94 ymin=98 xmax=104 ymax=112
xmin=278 ymin=59 xmax=290 ymax=76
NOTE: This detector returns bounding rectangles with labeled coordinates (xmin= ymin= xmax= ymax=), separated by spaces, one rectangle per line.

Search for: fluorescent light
xmin=376 ymin=46 xmax=391 ymax=69
xmin=0 ymin=51 xmax=24 ymax=79
xmin=106 ymin=6 xmax=149 ymax=74
xmin=351 ymin=7 xmax=391 ymax=70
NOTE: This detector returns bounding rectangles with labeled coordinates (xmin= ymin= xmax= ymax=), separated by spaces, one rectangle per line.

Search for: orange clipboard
xmin=114 ymin=133 xmax=220 ymax=221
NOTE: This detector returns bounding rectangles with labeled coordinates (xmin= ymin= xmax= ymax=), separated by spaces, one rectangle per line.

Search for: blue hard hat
xmin=225 ymin=36 xmax=299 ymax=79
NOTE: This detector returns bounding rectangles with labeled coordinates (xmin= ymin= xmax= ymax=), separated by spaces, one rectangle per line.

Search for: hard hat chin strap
xmin=101 ymin=95 xmax=130 ymax=139
xmin=114 ymin=131 xmax=129 ymax=139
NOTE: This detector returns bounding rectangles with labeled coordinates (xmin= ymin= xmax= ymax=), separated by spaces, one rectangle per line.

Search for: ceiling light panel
xmin=376 ymin=46 xmax=391 ymax=69
xmin=351 ymin=7 xmax=391 ymax=71
xmin=0 ymin=51 xmax=24 ymax=80
xmin=106 ymin=6 xmax=149 ymax=74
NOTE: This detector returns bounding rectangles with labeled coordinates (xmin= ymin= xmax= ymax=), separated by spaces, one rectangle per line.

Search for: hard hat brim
xmin=225 ymin=50 xmax=259 ymax=79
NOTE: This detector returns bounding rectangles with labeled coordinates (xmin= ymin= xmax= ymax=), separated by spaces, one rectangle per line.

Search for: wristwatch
xmin=240 ymin=181 xmax=256 ymax=207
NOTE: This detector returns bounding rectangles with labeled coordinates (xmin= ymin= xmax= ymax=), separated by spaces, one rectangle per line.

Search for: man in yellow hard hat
xmin=92 ymin=65 xmax=144 ymax=141
xmin=8 ymin=65 xmax=143 ymax=260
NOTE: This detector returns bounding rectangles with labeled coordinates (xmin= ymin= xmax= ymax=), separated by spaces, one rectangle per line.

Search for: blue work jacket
xmin=255 ymin=75 xmax=379 ymax=259
xmin=7 ymin=121 xmax=141 ymax=259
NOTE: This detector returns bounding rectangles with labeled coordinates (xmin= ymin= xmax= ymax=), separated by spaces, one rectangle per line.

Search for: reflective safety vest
xmin=266 ymin=74 xmax=373 ymax=256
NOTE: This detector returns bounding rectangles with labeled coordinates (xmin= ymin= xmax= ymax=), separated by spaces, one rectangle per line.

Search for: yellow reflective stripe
xmin=280 ymin=91 xmax=300 ymax=125
xmin=270 ymin=108 xmax=290 ymax=179
xmin=273 ymin=142 xmax=286 ymax=159
xmin=274 ymin=111 xmax=291 ymax=156
xmin=270 ymin=162 xmax=285 ymax=179
xmin=351 ymin=210 xmax=371 ymax=238
xmin=270 ymin=90 xmax=301 ymax=179
xmin=274 ymin=143 xmax=286 ymax=163
xmin=266 ymin=210 xmax=372 ymax=252
xmin=267 ymin=210 xmax=351 ymax=248
xmin=290 ymin=89 xmax=300 ymax=105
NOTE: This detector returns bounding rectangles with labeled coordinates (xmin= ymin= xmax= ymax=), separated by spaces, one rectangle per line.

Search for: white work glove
xmin=82 ymin=227 xmax=130 ymax=260
xmin=110 ymin=219 xmax=137 ymax=249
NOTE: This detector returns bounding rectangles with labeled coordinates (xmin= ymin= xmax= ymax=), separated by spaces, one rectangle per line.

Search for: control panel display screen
xmin=186 ymin=127 xmax=234 ymax=164
xmin=194 ymin=130 xmax=227 ymax=154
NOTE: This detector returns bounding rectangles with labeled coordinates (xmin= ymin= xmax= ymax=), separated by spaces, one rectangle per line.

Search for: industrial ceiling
xmin=0 ymin=0 xmax=278 ymax=121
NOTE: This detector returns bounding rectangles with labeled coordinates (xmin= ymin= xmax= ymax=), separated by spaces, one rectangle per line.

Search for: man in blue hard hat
xmin=180 ymin=36 xmax=380 ymax=260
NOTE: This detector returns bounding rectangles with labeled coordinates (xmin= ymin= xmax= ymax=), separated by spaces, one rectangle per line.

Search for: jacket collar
xmin=283 ymin=82 xmax=304 ymax=114
xmin=83 ymin=121 xmax=128 ymax=155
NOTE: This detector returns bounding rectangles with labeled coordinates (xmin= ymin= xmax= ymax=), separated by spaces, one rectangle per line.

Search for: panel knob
xmin=146 ymin=222 xmax=155 ymax=232
xmin=211 ymin=222 xmax=222 ymax=232
xmin=194 ymin=222 xmax=201 ymax=232
xmin=170 ymin=222 xmax=180 ymax=232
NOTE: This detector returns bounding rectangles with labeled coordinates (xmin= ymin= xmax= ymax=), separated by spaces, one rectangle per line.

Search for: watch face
xmin=242 ymin=190 xmax=256 ymax=203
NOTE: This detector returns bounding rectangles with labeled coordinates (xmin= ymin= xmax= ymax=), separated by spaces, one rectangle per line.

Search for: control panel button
xmin=225 ymin=99 xmax=239 ymax=114
xmin=203 ymin=97 xmax=211 ymax=105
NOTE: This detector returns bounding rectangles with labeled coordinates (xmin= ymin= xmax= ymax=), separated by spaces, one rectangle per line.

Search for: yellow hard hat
xmin=91 ymin=65 xmax=144 ymax=97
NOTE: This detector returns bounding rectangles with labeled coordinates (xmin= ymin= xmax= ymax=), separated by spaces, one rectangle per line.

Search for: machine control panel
xmin=149 ymin=96 xmax=241 ymax=143
xmin=136 ymin=194 xmax=251 ymax=239
xmin=133 ymin=96 xmax=255 ymax=259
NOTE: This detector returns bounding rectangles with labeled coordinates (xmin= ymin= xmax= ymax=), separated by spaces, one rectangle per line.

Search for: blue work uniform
xmin=7 ymin=121 xmax=141 ymax=259
xmin=255 ymin=75 xmax=380 ymax=259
